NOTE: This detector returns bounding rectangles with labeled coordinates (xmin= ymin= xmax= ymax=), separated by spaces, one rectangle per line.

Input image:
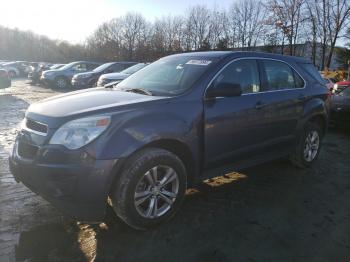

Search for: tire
xmin=54 ymin=77 xmax=68 ymax=89
xmin=110 ymin=148 xmax=187 ymax=230
xmin=290 ymin=121 xmax=323 ymax=168
xmin=8 ymin=71 xmax=16 ymax=78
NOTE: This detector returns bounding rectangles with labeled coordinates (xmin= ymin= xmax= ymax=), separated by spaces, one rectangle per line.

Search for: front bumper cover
xmin=9 ymin=134 xmax=122 ymax=222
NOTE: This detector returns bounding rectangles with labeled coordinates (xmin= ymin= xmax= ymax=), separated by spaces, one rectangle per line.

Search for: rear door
xmin=204 ymin=58 xmax=306 ymax=168
xmin=256 ymin=59 xmax=306 ymax=148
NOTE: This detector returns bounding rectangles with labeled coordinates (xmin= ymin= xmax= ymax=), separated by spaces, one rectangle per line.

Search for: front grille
xmin=18 ymin=142 xmax=39 ymax=159
xmin=25 ymin=118 xmax=48 ymax=135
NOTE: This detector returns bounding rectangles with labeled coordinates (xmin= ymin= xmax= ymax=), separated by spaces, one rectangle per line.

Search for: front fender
xmin=86 ymin=100 xmax=202 ymax=162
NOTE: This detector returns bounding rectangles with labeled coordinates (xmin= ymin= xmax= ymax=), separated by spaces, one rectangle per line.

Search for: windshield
xmin=59 ymin=62 xmax=78 ymax=70
xmin=50 ymin=64 xmax=64 ymax=69
xmin=117 ymin=56 xmax=214 ymax=96
xmin=121 ymin=63 xmax=147 ymax=75
xmin=93 ymin=62 xmax=114 ymax=73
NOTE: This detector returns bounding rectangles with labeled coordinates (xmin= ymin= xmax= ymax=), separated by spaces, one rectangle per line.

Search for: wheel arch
xmin=108 ymin=138 xmax=197 ymax=193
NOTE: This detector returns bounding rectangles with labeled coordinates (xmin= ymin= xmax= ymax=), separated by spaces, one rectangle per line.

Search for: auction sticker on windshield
xmin=186 ymin=60 xmax=212 ymax=66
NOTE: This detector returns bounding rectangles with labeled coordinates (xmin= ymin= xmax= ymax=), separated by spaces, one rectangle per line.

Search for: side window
xmin=72 ymin=63 xmax=87 ymax=72
xmin=212 ymin=59 xmax=260 ymax=94
xmin=263 ymin=60 xmax=302 ymax=90
xmin=294 ymin=71 xmax=305 ymax=88
xmin=87 ymin=63 xmax=98 ymax=70
xmin=112 ymin=64 xmax=124 ymax=72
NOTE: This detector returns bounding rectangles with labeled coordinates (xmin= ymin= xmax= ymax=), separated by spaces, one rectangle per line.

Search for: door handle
xmin=255 ymin=101 xmax=266 ymax=109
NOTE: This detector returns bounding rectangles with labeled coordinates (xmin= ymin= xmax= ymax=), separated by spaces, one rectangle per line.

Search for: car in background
xmin=2 ymin=61 xmax=30 ymax=77
xmin=0 ymin=63 xmax=20 ymax=78
xmin=28 ymin=63 xmax=63 ymax=84
xmin=323 ymin=77 xmax=335 ymax=91
xmin=41 ymin=61 xmax=101 ymax=88
xmin=71 ymin=61 xmax=137 ymax=89
xmin=0 ymin=69 xmax=11 ymax=88
xmin=331 ymin=81 xmax=350 ymax=127
xmin=97 ymin=63 xmax=148 ymax=87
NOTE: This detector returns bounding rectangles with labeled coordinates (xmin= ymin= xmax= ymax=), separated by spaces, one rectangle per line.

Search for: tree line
xmin=1 ymin=0 xmax=350 ymax=70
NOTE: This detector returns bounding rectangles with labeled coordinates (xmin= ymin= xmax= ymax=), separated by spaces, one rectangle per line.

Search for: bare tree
xmin=266 ymin=0 xmax=306 ymax=55
xmin=325 ymin=0 xmax=350 ymax=68
xmin=228 ymin=0 xmax=266 ymax=50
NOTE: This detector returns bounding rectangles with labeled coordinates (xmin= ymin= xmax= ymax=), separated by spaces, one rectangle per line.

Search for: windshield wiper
xmin=125 ymin=88 xmax=153 ymax=96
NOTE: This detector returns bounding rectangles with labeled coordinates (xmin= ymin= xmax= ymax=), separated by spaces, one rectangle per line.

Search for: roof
xmin=169 ymin=51 xmax=311 ymax=63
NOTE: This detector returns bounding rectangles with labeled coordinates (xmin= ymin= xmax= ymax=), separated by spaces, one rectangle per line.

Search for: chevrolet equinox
xmin=10 ymin=51 xmax=330 ymax=229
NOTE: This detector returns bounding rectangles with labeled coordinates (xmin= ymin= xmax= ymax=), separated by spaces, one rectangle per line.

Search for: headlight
xmin=49 ymin=115 xmax=111 ymax=149
xmin=333 ymin=84 xmax=338 ymax=90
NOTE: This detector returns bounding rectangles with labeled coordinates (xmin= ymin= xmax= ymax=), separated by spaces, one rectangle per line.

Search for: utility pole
xmin=348 ymin=60 xmax=350 ymax=80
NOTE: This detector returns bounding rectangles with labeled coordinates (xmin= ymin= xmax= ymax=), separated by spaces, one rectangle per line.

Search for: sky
xmin=0 ymin=0 xmax=233 ymax=44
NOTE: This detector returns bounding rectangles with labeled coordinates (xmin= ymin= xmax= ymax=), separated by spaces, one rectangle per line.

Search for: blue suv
xmin=9 ymin=52 xmax=330 ymax=229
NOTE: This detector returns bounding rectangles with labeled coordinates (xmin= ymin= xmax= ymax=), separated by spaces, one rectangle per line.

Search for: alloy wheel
xmin=134 ymin=165 xmax=179 ymax=219
xmin=303 ymin=130 xmax=320 ymax=162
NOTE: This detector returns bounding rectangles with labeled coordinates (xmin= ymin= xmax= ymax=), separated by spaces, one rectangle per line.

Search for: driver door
xmin=204 ymin=59 xmax=271 ymax=168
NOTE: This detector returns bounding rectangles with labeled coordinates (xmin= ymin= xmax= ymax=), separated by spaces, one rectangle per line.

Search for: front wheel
xmin=8 ymin=70 xmax=16 ymax=78
xmin=290 ymin=122 xmax=323 ymax=168
xmin=110 ymin=148 xmax=187 ymax=230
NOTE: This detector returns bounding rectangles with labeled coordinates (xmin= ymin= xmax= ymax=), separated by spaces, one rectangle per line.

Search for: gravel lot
xmin=1 ymin=79 xmax=350 ymax=262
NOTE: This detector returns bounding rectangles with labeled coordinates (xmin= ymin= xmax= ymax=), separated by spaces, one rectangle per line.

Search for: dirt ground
xmin=1 ymin=79 xmax=350 ymax=262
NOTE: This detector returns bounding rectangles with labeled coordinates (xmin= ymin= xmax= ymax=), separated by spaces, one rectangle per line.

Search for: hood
xmin=27 ymin=88 xmax=166 ymax=124
xmin=101 ymin=72 xmax=129 ymax=80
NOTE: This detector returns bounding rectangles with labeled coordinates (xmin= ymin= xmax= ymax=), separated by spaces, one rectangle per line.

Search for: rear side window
xmin=298 ymin=63 xmax=323 ymax=84
xmin=111 ymin=64 xmax=125 ymax=72
xmin=212 ymin=59 xmax=260 ymax=94
xmin=262 ymin=60 xmax=304 ymax=90
xmin=87 ymin=63 xmax=99 ymax=70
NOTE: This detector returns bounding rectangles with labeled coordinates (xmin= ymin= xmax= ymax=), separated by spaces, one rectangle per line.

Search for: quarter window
xmin=263 ymin=60 xmax=302 ymax=90
xmin=212 ymin=59 xmax=260 ymax=94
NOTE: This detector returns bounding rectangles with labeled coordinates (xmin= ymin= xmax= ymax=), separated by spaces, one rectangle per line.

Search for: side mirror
xmin=206 ymin=82 xmax=242 ymax=98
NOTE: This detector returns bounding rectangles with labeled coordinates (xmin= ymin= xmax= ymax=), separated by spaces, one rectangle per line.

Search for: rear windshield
xmin=298 ymin=63 xmax=324 ymax=84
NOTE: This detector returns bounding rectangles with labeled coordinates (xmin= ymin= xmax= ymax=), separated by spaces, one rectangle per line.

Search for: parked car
xmin=331 ymin=81 xmax=350 ymax=127
xmin=323 ymin=77 xmax=335 ymax=91
xmin=28 ymin=63 xmax=60 ymax=84
xmin=97 ymin=63 xmax=149 ymax=87
xmin=2 ymin=61 xmax=30 ymax=77
xmin=71 ymin=62 xmax=137 ymax=89
xmin=0 ymin=63 xmax=20 ymax=78
xmin=41 ymin=61 xmax=101 ymax=88
xmin=10 ymin=51 xmax=330 ymax=230
xmin=0 ymin=69 xmax=11 ymax=88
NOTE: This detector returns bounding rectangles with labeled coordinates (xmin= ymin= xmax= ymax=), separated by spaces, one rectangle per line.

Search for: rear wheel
xmin=54 ymin=77 xmax=68 ymax=89
xmin=290 ymin=122 xmax=323 ymax=168
xmin=110 ymin=148 xmax=187 ymax=230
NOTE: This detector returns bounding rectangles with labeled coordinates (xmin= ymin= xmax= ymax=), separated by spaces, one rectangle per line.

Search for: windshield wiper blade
xmin=125 ymin=88 xmax=153 ymax=96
